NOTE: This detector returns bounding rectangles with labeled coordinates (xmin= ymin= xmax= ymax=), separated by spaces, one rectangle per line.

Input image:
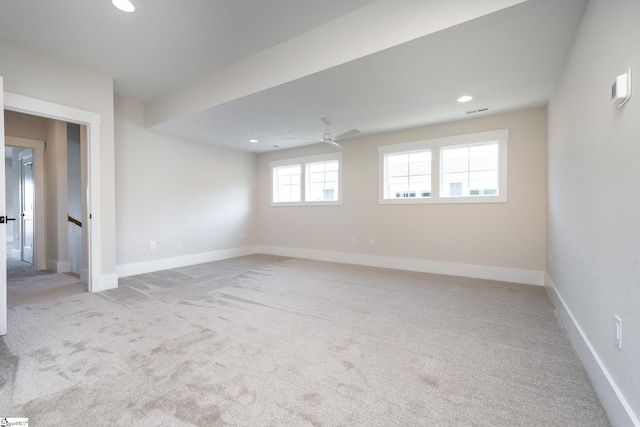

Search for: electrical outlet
xmin=614 ymin=315 xmax=622 ymax=349
xmin=350 ymin=236 xmax=357 ymax=244
xmin=369 ymin=237 xmax=376 ymax=246
xmin=149 ymin=240 xmax=156 ymax=250
xmin=548 ymin=251 xmax=551 ymax=263
xmin=240 ymin=232 xmax=245 ymax=240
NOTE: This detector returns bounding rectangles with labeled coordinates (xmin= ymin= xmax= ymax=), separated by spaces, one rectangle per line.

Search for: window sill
xmin=379 ymin=195 xmax=507 ymax=204
xmin=271 ymin=200 xmax=343 ymax=207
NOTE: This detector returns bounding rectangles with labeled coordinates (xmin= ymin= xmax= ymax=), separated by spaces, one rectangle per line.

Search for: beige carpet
xmin=0 ymin=255 xmax=609 ymax=426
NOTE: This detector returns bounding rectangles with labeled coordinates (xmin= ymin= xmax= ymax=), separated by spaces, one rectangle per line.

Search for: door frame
xmin=3 ymin=91 xmax=103 ymax=293
xmin=6 ymin=138 xmax=46 ymax=270
xmin=1 ymin=77 xmax=6 ymax=335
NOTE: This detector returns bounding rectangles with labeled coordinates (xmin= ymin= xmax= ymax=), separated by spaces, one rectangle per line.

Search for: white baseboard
xmin=116 ymin=246 xmax=260 ymax=278
xmin=46 ymin=259 xmax=70 ymax=274
xmin=90 ymin=273 xmax=119 ymax=293
xmin=259 ymin=246 xmax=544 ymax=286
xmin=545 ymin=274 xmax=639 ymax=427
xmin=115 ymin=245 xmax=543 ymax=285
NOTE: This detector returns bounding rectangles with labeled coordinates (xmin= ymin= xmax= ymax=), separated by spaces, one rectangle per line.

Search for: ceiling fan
xmin=286 ymin=117 xmax=360 ymax=149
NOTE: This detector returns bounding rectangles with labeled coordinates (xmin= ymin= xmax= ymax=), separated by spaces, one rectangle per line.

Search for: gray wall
xmin=547 ymin=0 xmax=640 ymax=424
xmin=114 ymin=95 xmax=259 ymax=274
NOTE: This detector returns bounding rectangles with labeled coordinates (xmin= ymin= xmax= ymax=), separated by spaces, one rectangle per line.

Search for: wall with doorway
xmin=1 ymin=38 xmax=117 ymax=284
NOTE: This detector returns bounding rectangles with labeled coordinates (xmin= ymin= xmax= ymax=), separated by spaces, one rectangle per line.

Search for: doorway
xmin=2 ymin=91 xmax=105 ymax=291
xmin=4 ymin=146 xmax=36 ymax=274
xmin=4 ymin=122 xmax=85 ymax=279
xmin=2 ymin=88 xmax=108 ymax=336
xmin=19 ymin=150 xmax=34 ymax=265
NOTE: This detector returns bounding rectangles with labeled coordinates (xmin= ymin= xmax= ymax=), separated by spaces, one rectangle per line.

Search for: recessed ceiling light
xmin=249 ymin=139 xmax=258 ymax=144
xmin=112 ymin=0 xmax=135 ymax=13
xmin=457 ymin=95 xmax=473 ymax=103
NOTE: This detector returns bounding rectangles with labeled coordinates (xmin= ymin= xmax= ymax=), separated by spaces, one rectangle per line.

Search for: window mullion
xmin=302 ymin=162 xmax=307 ymax=201
xmin=432 ymin=147 xmax=440 ymax=199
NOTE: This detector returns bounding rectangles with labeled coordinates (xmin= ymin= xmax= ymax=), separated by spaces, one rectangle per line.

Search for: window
xmin=379 ymin=129 xmax=508 ymax=204
xmin=441 ymin=142 xmax=499 ymax=198
xmin=271 ymin=153 xmax=342 ymax=205
xmin=383 ymin=151 xmax=431 ymax=199
xmin=273 ymin=164 xmax=301 ymax=203
xmin=306 ymin=160 xmax=339 ymax=202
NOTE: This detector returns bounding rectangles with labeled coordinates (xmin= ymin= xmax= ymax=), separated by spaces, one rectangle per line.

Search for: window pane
xmin=441 ymin=142 xmax=498 ymax=197
xmin=325 ymin=162 xmax=339 ymax=172
xmin=408 ymin=175 xmax=431 ymax=194
xmin=450 ymin=182 xmax=462 ymax=196
xmin=441 ymin=171 xmax=468 ymax=197
xmin=325 ymin=171 xmax=339 ymax=182
xmin=384 ymin=150 xmax=431 ymax=198
xmin=305 ymin=160 xmax=339 ymax=201
xmin=469 ymin=143 xmax=498 ymax=171
xmin=469 ymin=170 xmax=498 ymax=195
xmin=273 ymin=164 xmax=301 ymax=202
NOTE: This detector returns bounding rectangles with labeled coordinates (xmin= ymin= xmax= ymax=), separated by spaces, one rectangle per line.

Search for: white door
xmin=20 ymin=152 xmax=34 ymax=264
xmin=1 ymin=77 xmax=8 ymax=336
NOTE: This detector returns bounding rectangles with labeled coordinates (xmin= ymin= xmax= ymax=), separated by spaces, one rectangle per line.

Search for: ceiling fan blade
xmin=324 ymin=139 xmax=343 ymax=149
xmin=335 ymin=129 xmax=361 ymax=140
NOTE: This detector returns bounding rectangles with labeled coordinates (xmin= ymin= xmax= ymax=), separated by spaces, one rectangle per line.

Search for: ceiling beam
xmin=144 ymin=0 xmax=526 ymax=129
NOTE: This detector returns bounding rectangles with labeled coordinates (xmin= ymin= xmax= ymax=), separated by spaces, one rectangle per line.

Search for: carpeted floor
xmin=0 ymin=255 xmax=610 ymax=426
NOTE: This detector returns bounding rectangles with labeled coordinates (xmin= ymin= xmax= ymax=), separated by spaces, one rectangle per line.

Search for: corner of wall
xmin=545 ymin=274 xmax=639 ymax=427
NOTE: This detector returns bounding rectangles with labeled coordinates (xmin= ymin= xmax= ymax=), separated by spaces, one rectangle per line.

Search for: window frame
xmin=379 ymin=129 xmax=508 ymax=204
xmin=270 ymin=152 xmax=343 ymax=206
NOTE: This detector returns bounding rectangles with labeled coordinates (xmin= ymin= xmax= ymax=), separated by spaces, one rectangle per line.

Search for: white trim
xmin=4 ymin=92 xmax=101 ymax=125
xmin=4 ymin=91 xmax=103 ymax=293
xmin=270 ymin=152 xmax=340 ymax=169
xmin=545 ymin=274 xmax=639 ymax=427
xmin=259 ymin=245 xmax=543 ymax=286
xmin=116 ymin=246 xmax=260 ymax=278
xmin=90 ymin=273 xmax=118 ymax=293
xmin=378 ymin=129 xmax=510 ymax=154
xmin=4 ymin=136 xmax=45 ymax=150
xmin=0 ymin=77 xmax=6 ymax=336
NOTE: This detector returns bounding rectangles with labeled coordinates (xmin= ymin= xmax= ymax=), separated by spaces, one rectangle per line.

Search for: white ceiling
xmin=0 ymin=0 xmax=588 ymax=153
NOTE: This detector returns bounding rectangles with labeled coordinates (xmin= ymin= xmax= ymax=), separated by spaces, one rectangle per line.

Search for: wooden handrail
xmin=68 ymin=214 xmax=82 ymax=228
